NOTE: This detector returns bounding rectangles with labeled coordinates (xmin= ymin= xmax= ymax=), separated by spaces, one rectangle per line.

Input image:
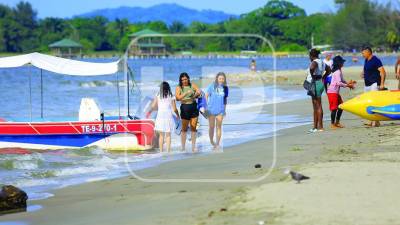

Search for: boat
xmin=321 ymin=50 xmax=343 ymax=56
xmin=339 ymin=90 xmax=400 ymax=121
xmin=0 ymin=52 xmax=155 ymax=151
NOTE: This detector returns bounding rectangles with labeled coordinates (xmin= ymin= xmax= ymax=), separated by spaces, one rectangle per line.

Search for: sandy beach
xmin=1 ymin=66 xmax=400 ymax=225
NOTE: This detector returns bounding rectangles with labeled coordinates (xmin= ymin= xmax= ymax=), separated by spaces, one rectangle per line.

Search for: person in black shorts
xmin=175 ymin=72 xmax=201 ymax=152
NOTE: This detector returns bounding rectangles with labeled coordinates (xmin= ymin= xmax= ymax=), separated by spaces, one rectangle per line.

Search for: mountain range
xmin=74 ymin=3 xmax=238 ymax=25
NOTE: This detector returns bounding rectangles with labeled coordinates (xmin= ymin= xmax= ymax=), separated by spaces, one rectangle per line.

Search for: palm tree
xmin=115 ymin=18 xmax=129 ymax=40
xmin=169 ymin=21 xmax=186 ymax=33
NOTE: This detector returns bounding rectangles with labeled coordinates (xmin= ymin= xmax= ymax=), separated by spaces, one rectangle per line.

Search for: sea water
xmin=0 ymin=84 xmax=308 ymax=201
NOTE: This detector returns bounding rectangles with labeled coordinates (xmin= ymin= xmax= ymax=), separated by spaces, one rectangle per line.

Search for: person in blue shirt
xmin=362 ymin=47 xmax=386 ymax=91
xmin=206 ymin=72 xmax=228 ymax=150
xmin=361 ymin=46 xmax=387 ymax=127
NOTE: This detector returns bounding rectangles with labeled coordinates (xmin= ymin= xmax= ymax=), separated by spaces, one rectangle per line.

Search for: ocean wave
xmin=29 ymin=170 xmax=57 ymax=178
xmin=79 ymin=80 xmax=115 ymax=87
xmin=13 ymin=161 xmax=40 ymax=170
xmin=14 ymin=177 xmax=59 ymax=188
xmin=27 ymin=192 xmax=54 ymax=201
xmin=70 ymin=146 xmax=105 ymax=156
xmin=0 ymin=153 xmax=44 ymax=170
xmin=53 ymin=165 xmax=110 ymax=177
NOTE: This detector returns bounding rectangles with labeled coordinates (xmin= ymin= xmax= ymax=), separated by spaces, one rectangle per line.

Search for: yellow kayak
xmin=339 ymin=90 xmax=400 ymax=121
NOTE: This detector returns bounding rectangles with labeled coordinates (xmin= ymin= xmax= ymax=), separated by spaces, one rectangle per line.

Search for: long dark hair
xmin=331 ymin=61 xmax=344 ymax=73
xmin=214 ymin=72 xmax=229 ymax=105
xmin=159 ymin=81 xmax=172 ymax=99
xmin=332 ymin=63 xmax=343 ymax=73
xmin=214 ymin=72 xmax=227 ymax=89
xmin=179 ymin=72 xmax=191 ymax=88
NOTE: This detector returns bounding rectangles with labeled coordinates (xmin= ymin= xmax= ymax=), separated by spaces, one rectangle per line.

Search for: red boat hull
xmin=0 ymin=120 xmax=155 ymax=151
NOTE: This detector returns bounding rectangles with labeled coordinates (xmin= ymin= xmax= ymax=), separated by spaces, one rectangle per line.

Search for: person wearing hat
xmin=327 ymin=55 xmax=356 ymax=129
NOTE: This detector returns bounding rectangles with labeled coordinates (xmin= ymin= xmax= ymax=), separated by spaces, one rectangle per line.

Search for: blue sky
xmin=0 ymin=0 xmax=396 ymax=18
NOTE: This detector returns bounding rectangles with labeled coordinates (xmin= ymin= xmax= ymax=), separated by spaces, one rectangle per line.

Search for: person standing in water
xmin=308 ymin=48 xmax=331 ymax=133
xmin=361 ymin=46 xmax=386 ymax=127
xmin=206 ymin=72 xmax=229 ymax=151
xmin=326 ymin=56 xmax=355 ymax=129
xmin=175 ymin=72 xmax=201 ymax=152
xmin=250 ymin=59 xmax=256 ymax=72
xmin=147 ymin=82 xmax=180 ymax=153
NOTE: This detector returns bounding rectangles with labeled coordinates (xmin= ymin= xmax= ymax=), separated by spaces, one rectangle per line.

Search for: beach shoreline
xmin=196 ymin=65 xmax=398 ymax=89
xmin=2 ymin=100 xmax=400 ymax=225
xmin=0 ymin=98 xmax=317 ymax=225
xmin=1 ymin=68 xmax=400 ymax=224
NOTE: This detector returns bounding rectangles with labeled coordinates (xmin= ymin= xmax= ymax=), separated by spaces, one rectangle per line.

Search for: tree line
xmin=0 ymin=0 xmax=399 ymax=54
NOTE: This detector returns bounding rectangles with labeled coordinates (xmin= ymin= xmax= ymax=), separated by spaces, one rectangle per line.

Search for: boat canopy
xmin=0 ymin=52 xmax=121 ymax=76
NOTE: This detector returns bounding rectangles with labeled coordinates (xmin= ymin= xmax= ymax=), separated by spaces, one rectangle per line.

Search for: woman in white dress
xmin=147 ymin=82 xmax=180 ymax=152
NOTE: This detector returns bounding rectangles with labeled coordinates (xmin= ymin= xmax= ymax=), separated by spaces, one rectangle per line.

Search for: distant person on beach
xmin=206 ymin=72 xmax=229 ymax=150
xmin=323 ymin=53 xmax=333 ymax=69
xmin=323 ymin=53 xmax=333 ymax=90
xmin=176 ymin=72 xmax=201 ymax=152
xmin=250 ymin=59 xmax=256 ymax=72
xmin=307 ymin=48 xmax=331 ymax=133
xmin=395 ymin=55 xmax=400 ymax=90
xmin=147 ymin=82 xmax=180 ymax=153
xmin=327 ymin=56 xmax=355 ymax=129
xmin=361 ymin=46 xmax=386 ymax=127
xmin=351 ymin=49 xmax=359 ymax=63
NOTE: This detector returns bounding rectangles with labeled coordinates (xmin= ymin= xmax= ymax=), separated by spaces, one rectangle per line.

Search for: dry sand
xmin=235 ymin=159 xmax=400 ymax=225
xmin=198 ymin=65 xmax=400 ymax=92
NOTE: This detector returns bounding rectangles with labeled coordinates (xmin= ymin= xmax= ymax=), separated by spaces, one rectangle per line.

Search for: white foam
xmin=14 ymin=178 xmax=59 ymax=188
xmin=0 ymin=153 xmax=43 ymax=161
xmin=13 ymin=161 xmax=39 ymax=170
xmin=86 ymin=177 xmax=108 ymax=183
xmin=80 ymin=81 xmax=114 ymax=88
xmin=54 ymin=166 xmax=109 ymax=177
xmin=28 ymin=192 xmax=54 ymax=201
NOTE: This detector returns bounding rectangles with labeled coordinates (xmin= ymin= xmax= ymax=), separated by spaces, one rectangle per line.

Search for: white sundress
xmin=154 ymin=95 xmax=176 ymax=132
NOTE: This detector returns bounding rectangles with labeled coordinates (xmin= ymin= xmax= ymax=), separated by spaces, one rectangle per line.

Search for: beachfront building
xmin=128 ymin=29 xmax=167 ymax=57
xmin=49 ymin=38 xmax=83 ymax=58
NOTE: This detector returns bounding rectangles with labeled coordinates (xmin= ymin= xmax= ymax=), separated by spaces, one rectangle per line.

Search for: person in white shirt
xmin=147 ymin=82 xmax=180 ymax=152
xmin=323 ymin=53 xmax=333 ymax=69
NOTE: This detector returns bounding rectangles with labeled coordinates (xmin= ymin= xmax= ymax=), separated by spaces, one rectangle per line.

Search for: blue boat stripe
xmin=0 ymin=134 xmax=115 ymax=147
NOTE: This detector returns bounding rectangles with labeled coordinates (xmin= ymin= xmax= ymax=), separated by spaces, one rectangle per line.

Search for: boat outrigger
xmin=0 ymin=53 xmax=154 ymax=151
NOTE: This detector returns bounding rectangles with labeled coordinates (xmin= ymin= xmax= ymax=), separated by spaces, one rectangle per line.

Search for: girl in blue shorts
xmin=206 ymin=72 xmax=229 ymax=150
